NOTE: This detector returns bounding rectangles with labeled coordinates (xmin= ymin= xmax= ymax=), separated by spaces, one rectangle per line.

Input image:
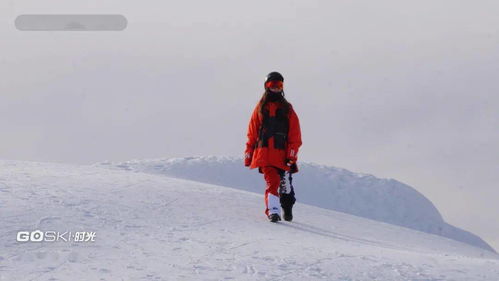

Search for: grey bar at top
xmin=15 ymin=15 xmax=127 ymax=31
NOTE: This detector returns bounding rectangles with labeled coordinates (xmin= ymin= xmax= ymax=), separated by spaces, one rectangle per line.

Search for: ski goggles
xmin=265 ymin=80 xmax=283 ymax=90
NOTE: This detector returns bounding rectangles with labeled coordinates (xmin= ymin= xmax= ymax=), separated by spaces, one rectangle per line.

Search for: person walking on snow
xmin=244 ymin=72 xmax=302 ymax=223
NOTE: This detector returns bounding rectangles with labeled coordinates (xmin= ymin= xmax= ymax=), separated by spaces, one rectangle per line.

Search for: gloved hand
xmin=286 ymin=159 xmax=298 ymax=173
xmin=244 ymin=152 xmax=253 ymax=167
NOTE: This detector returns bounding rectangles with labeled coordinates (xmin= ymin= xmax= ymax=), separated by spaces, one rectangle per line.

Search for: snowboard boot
xmin=282 ymin=205 xmax=293 ymax=222
xmin=280 ymin=192 xmax=295 ymax=222
xmin=268 ymin=213 xmax=281 ymax=223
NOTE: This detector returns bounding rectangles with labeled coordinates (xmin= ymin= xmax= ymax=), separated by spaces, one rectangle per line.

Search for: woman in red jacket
xmin=244 ymin=72 xmax=302 ymax=222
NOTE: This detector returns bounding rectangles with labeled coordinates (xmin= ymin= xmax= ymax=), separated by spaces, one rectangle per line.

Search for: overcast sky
xmin=1 ymin=0 xmax=498 ymax=250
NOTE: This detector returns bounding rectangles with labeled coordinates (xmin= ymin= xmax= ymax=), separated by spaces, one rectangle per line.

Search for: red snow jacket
xmin=245 ymin=100 xmax=302 ymax=173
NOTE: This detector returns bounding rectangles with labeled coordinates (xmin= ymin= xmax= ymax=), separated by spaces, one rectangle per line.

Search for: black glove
xmin=286 ymin=159 xmax=298 ymax=173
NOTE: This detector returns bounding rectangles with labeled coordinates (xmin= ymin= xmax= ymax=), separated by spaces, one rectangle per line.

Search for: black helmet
xmin=265 ymin=71 xmax=284 ymax=83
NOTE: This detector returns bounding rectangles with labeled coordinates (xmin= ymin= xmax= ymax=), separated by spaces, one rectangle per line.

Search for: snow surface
xmin=1 ymin=159 xmax=499 ymax=280
xmin=96 ymin=156 xmax=495 ymax=253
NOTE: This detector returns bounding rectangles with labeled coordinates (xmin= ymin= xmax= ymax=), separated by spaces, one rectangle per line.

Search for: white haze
xmin=1 ymin=1 xmax=498 ymax=250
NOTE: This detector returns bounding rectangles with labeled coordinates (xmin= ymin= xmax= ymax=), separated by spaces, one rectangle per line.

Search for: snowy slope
xmin=1 ymin=160 xmax=499 ymax=281
xmin=96 ymin=156 xmax=495 ymax=253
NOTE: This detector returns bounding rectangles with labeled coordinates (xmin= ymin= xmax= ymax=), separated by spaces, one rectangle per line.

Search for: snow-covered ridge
xmin=96 ymin=156 xmax=496 ymax=253
xmin=2 ymin=159 xmax=499 ymax=280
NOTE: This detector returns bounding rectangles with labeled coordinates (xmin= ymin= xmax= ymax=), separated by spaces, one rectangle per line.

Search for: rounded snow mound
xmin=96 ymin=156 xmax=495 ymax=252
